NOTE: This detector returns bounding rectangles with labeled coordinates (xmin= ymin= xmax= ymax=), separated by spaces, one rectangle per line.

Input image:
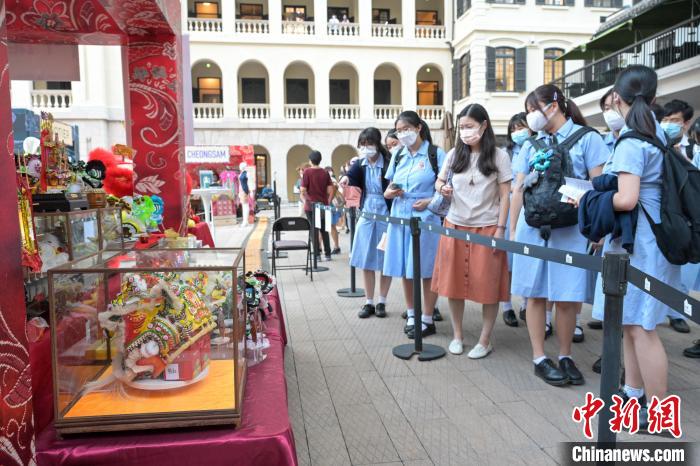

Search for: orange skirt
xmin=431 ymin=221 xmax=510 ymax=304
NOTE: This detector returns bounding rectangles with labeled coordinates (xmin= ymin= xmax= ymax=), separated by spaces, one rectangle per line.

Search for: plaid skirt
xmin=431 ymin=221 xmax=510 ymax=304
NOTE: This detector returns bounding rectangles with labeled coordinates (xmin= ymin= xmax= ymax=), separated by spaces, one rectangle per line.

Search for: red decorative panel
xmin=0 ymin=2 xmax=36 ymax=465
xmin=126 ymin=32 xmax=186 ymax=231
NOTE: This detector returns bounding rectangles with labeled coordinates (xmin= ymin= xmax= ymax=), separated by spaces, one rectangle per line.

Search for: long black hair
xmin=357 ymin=127 xmax=391 ymax=161
xmin=452 ymin=104 xmax=498 ymax=176
xmin=395 ymin=111 xmax=433 ymax=145
xmin=506 ymin=112 xmax=530 ymax=154
xmin=525 ymin=84 xmax=587 ymax=127
xmin=613 ymin=65 xmax=658 ymax=139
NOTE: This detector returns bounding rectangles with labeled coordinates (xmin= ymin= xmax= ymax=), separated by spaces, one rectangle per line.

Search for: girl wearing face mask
xmin=588 ymin=66 xmax=681 ymax=426
xmin=343 ymin=128 xmax=394 ymax=319
xmin=601 ymin=88 xmax=626 ymax=153
xmin=510 ymin=84 xmax=608 ymax=387
xmin=502 ymin=112 xmax=533 ymax=327
xmin=385 ymin=129 xmax=402 ymax=154
xmin=432 ymin=104 xmax=512 ymax=358
xmin=384 ymin=111 xmax=446 ymax=339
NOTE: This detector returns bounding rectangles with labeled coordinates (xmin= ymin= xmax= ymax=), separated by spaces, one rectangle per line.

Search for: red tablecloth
xmin=34 ymin=289 xmax=295 ymax=466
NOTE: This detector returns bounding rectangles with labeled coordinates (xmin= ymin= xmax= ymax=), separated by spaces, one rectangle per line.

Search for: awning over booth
xmin=559 ymin=0 xmax=696 ymax=60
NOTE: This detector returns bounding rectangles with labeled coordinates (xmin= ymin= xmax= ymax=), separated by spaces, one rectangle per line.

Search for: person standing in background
xmin=301 ymin=151 xmax=334 ymax=261
xmin=325 ymin=166 xmax=343 ymax=254
xmin=239 ymin=162 xmax=250 ymax=226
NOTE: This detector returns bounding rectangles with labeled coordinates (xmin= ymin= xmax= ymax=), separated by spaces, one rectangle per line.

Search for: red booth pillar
xmin=0 ymin=3 xmax=36 ymax=465
xmin=124 ymin=34 xmax=187 ymax=232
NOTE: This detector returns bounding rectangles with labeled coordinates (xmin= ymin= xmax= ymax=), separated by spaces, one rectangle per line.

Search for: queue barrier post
xmin=310 ymin=203 xmax=329 ymax=273
xmin=392 ymin=217 xmax=446 ymax=361
xmin=338 ymin=206 xmax=365 ymax=298
xmin=596 ymin=252 xmax=629 ymax=448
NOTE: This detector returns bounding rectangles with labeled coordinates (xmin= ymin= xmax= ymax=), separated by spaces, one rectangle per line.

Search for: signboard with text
xmin=185 ymin=145 xmax=230 ymax=164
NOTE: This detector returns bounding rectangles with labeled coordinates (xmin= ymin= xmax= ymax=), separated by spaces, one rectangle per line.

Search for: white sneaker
xmin=467 ymin=343 xmax=493 ymax=359
xmin=448 ymin=340 xmax=464 ymax=355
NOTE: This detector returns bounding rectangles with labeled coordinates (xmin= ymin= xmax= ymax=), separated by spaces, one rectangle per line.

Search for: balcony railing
xmin=415 ymin=25 xmax=446 ymax=40
xmin=235 ymin=19 xmax=269 ymax=34
xmin=372 ymin=23 xmax=403 ymax=38
xmin=238 ymin=104 xmax=270 ymax=120
xmin=330 ymin=105 xmax=360 ymax=120
xmin=555 ymin=17 xmax=700 ymax=99
xmin=328 ymin=22 xmax=359 ymax=36
xmin=584 ymin=0 xmax=622 ymax=7
xmin=285 ymin=104 xmax=316 ymax=119
xmin=417 ymin=105 xmax=445 ymax=122
xmin=282 ymin=21 xmax=315 ymax=35
xmin=374 ymin=105 xmax=403 ymax=121
xmin=188 ymin=18 xmax=223 ymax=33
xmin=31 ymin=90 xmax=72 ymax=109
xmin=194 ymin=103 xmax=224 ymax=119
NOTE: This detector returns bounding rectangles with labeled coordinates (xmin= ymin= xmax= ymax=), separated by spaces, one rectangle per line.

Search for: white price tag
xmin=325 ymin=208 xmax=332 ymax=233
xmin=165 ymin=364 xmax=180 ymax=381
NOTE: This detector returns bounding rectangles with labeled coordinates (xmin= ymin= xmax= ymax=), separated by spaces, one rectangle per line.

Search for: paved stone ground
xmin=266 ymin=208 xmax=700 ymax=466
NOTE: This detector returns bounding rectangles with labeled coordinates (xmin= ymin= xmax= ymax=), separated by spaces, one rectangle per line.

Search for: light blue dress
xmin=511 ymin=118 xmax=609 ymax=301
xmin=382 ymin=140 xmax=446 ymax=279
xmin=604 ymin=132 xmax=617 ymax=153
xmin=350 ymin=157 xmax=389 ymax=271
xmin=506 ymin=143 xmax=526 ymax=270
xmin=592 ymin=123 xmax=682 ymax=330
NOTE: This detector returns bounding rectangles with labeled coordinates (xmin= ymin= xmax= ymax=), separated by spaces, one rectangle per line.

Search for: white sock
xmin=558 ymin=355 xmax=572 ymax=361
xmin=546 ymin=311 xmax=552 ymax=325
xmin=378 ymin=296 xmax=386 ymax=304
xmin=574 ymin=325 xmax=583 ymax=336
xmin=623 ymin=385 xmax=645 ymax=399
xmin=533 ymin=356 xmax=547 ymax=365
xmin=422 ymin=315 xmax=433 ymax=325
xmin=366 ymin=299 xmax=375 ymax=306
xmin=576 ymin=315 xmax=582 ymax=326
xmin=501 ymin=301 xmax=513 ymax=311
xmin=406 ymin=308 xmax=415 ymax=318
xmin=407 ymin=317 xmax=415 ymax=327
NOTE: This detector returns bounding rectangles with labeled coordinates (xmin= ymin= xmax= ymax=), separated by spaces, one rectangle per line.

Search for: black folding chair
xmin=271 ymin=217 xmax=313 ymax=281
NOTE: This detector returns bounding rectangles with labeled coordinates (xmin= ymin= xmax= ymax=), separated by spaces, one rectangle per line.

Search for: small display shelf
xmin=48 ymin=248 xmax=246 ymax=435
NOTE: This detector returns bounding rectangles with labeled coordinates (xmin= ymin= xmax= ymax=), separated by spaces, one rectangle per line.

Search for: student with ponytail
xmin=589 ymin=65 xmax=681 ymax=427
xmin=510 ymin=84 xmax=609 ymax=387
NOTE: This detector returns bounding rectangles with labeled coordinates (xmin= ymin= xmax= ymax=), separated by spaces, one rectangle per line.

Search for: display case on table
xmin=47 ymin=248 xmax=246 ymax=435
xmin=97 ymin=207 xmax=124 ymax=250
xmin=35 ymin=209 xmax=100 ymax=270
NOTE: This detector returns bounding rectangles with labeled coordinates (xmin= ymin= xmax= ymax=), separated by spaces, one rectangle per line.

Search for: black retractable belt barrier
xmin=337 ymin=206 xmax=365 ymax=298
xmin=392 ymin=217 xmax=446 ymax=361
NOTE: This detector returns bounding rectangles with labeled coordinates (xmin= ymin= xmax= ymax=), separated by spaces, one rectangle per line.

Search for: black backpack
xmin=615 ymin=131 xmax=700 ymax=265
xmin=394 ymin=144 xmax=439 ymax=179
xmin=523 ymin=127 xmax=597 ymax=240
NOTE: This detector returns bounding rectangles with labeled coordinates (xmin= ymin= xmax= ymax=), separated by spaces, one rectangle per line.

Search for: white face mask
xmin=359 ymin=146 xmax=378 ymax=159
xmin=526 ymin=104 xmax=552 ymax=133
xmin=397 ymin=130 xmax=418 ymax=148
xmin=459 ymin=126 xmax=482 ymax=146
xmin=603 ymin=110 xmax=625 ymax=132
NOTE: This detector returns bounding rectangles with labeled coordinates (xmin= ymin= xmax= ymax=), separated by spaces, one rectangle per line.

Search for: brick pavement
xmin=264 ymin=209 xmax=700 ymax=466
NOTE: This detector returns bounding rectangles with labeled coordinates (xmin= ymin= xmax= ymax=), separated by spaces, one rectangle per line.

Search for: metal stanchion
xmin=310 ymin=204 xmax=329 ymax=273
xmin=337 ymin=207 xmax=365 ymax=298
xmin=597 ymin=252 xmax=629 ymax=448
xmin=392 ymin=217 xmax=446 ymax=361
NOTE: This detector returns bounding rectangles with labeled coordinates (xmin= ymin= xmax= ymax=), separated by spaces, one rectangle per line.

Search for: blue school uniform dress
xmin=505 ymin=143 xmax=525 ymax=270
xmin=349 ymin=157 xmax=390 ymax=271
xmin=592 ymin=123 xmax=682 ymax=330
xmin=511 ymin=118 xmax=609 ymax=301
xmin=382 ymin=141 xmax=446 ymax=279
xmin=604 ymin=132 xmax=617 ymax=153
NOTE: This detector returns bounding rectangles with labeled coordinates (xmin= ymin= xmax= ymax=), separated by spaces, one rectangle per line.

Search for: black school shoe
xmin=519 ymin=306 xmax=527 ymax=322
xmin=358 ymin=304 xmax=375 ymax=319
xmin=534 ymin=358 xmax=570 ymax=386
xmin=669 ymin=317 xmax=690 ymax=333
xmin=592 ymin=357 xmax=601 ymax=374
xmin=375 ymin=303 xmax=387 ymax=318
xmin=503 ymin=309 xmax=519 ymax=327
xmin=401 ymin=310 xmax=407 ymax=319
xmin=407 ymin=323 xmax=436 ymax=339
xmin=683 ymin=340 xmax=700 ymax=358
xmin=433 ymin=307 xmax=443 ymax=321
xmin=544 ymin=323 xmax=553 ymax=339
xmin=573 ymin=325 xmax=585 ymax=343
xmin=587 ymin=320 xmax=603 ymax=330
xmin=559 ymin=357 xmax=584 ymax=385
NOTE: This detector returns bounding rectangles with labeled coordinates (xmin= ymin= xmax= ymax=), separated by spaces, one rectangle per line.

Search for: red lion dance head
xmin=88 ymin=148 xmax=134 ymax=198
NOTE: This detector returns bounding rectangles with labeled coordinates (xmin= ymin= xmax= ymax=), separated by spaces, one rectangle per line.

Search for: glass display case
xmin=97 ymin=207 xmax=123 ymax=250
xmin=48 ymin=248 xmax=246 ymax=435
xmin=35 ymin=209 xmax=100 ymax=273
